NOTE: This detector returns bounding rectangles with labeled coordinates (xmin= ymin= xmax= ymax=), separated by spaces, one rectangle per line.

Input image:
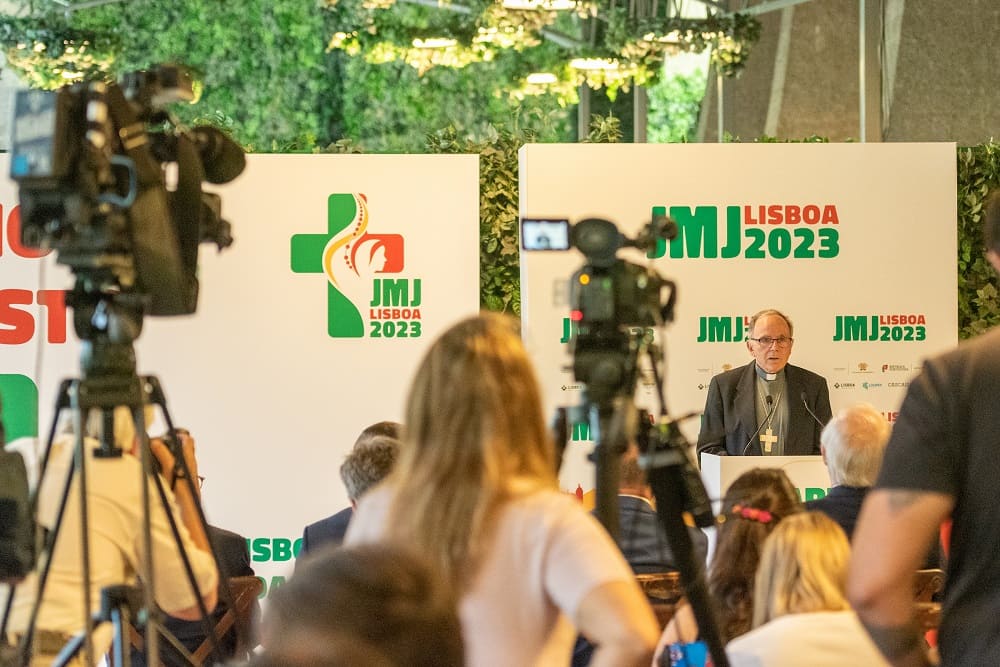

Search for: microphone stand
xmin=800 ymin=391 xmax=827 ymax=429
xmin=741 ymin=394 xmax=776 ymax=456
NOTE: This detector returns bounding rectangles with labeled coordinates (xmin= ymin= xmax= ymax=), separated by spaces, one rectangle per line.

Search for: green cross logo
xmin=290 ymin=194 xmax=367 ymax=338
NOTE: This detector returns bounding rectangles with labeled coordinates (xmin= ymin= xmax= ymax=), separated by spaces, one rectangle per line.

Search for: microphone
xmin=188 ymin=126 xmax=246 ymax=184
xmin=801 ymin=391 xmax=827 ymax=429
xmin=741 ymin=394 xmax=775 ymax=456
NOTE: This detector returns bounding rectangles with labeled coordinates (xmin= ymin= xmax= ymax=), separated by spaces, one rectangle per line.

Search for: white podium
xmin=699 ymin=453 xmax=831 ymax=509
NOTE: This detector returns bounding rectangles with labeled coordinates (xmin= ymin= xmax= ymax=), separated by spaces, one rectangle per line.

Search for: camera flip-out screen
xmin=521 ymin=218 xmax=570 ymax=251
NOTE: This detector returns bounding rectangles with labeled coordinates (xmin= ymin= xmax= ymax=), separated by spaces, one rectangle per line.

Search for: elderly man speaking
xmin=696 ymin=308 xmax=832 ymax=458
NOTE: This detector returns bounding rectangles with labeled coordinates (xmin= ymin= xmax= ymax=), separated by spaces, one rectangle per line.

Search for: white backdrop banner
xmin=0 ymin=153 xmax=480 ymax=596
xmin=518 ymin=143 xmax=958 ymax=492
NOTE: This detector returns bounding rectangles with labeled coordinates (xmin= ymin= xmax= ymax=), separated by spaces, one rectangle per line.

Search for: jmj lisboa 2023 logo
xmin=291 ymin=193 xmax=423 ymax=338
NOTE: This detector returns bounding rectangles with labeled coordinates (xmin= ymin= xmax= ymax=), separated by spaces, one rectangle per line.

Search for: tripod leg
xmin=142 ymin=377 xmax=228 ymax=665
xmin=648 ymin=462 xmax=729 ymax=667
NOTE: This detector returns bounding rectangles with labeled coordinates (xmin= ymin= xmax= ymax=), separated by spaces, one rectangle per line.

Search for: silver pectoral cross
xmin=760 ymin=427 xmax=778 ymax=454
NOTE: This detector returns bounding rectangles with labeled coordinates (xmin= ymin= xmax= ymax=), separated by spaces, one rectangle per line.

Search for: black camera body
xmin=522 ymin=215 xmax=677 ymax=404
xmin=8 ymin=65 xmax=244 ymax=317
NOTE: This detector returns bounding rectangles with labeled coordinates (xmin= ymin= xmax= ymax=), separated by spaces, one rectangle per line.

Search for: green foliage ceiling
xmin=0 ymin=2 xmax=335 ymax=149
xmin=324 ymin=0 xmax=760 ymax=99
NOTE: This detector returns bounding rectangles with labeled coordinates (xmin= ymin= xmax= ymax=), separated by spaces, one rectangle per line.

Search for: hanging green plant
xmin=607 ymin=11 xmax=761 ymax=79
xmin=0 ymin=15 xmax=119 ymax=89
xmin=508 ymin=69 xmax=580 ymax=106
xmin=476 ymin=4 xmax=557 ymax=50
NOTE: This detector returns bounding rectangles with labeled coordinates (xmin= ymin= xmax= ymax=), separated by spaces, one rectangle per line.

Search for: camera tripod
xmin=1 ymin=292 xmax=235 ymax=666
xmin=572 ymin=327 xmax=730 ymax=667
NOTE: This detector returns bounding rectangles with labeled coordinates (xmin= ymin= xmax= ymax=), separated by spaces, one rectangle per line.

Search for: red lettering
xmin=822 ymin=205 xmax=839 ymax=224
xmin=803 ymin=205 xmax=821 ymax=224
xmin=37 ymin=289 xmax=68 ymax=343
xmin=767 ymin=205 xmax=782 ymax=224
xmin=786 ymin=205 xmax=801 ymax=224
xmin=0 ymin=289 xmax=35 ymax=344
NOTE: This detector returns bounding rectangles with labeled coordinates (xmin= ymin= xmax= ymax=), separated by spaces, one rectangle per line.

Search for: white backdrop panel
xmin=519 ymin=143 xmax=957 ymax=491
xmin=0 ymin=153 xmax=480 ymax=594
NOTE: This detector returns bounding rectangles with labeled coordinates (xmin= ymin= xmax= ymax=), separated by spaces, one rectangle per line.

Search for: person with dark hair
xmin=347 ymin=313 xmax=659 ymax=665
xmin=849 ymin=190 xmax=1000 ymax=666
xmin=300 ymin=423 xmax=402 ymax=555
xmin=256 ymin=543 xmax=463 ymax=667
xmin=697 ymin=308 xmax=832 ymax=457
xmin=653 ymin=468 xmax=802 ymax=663
xmin=613 ymin=445 xmax=708 ymax=574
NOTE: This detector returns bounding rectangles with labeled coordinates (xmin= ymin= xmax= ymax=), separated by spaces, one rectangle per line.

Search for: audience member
xmin=807 ymin=403 xmax=890 ymax=538
xmin=346 ymin=313 xmax=659 ymax=666
xmin=726 ymin=512 xmax=889 ymax=666
xmin=614 ymin=445 xmax=709 ymax=573
xmin=848 ymin=191 xmax=1000 ymax=666
xmin=573 ymin=446 xmax=709 ymax=666
xmin=300 ymin=422 xmax=402 ymax=555
xmin=3 ymin=407 xmax=218 ymax=666
xmin=653 ymin=468 xmax=801 ymax=663
xmin=256 ymin=543 xmax=462 ymax=667
xmin=133 ymin=428 xmax=259 ymax=666
xmin=809 ymin=406 xmax=943 ymax=575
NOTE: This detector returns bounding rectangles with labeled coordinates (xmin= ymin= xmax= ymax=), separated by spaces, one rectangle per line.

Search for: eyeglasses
xmin=748 ymin=336 xmax=793 ymax=348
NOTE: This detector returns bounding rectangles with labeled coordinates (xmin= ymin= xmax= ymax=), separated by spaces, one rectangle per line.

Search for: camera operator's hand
xmin=149 ymin=430 xmax=212 ymax=556
xmin=150 ymin=429 xmax=200 ymax=493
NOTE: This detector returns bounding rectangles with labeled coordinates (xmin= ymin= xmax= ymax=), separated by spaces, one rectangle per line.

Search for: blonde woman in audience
xmin=345 ymin=313 xmax=659 ymax=667
xmin=653 ymin=468 xmax=801 ymax=664
xmin=726 ymin=512 xmax=890 ymax=666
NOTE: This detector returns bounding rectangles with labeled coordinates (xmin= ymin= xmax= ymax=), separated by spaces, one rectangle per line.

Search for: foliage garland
xmin=0 ymin=15 xmax=118 ymax=89
xmin=1 ymin=1 xmax=333 ymax=150
xmin=325 ymin=2 xmax=762 ymax=96
xmin=957 ymin=142 xmax=1000 ymax=338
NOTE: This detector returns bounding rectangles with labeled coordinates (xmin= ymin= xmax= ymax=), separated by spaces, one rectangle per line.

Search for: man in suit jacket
xmin=302 ymin=507 xmax=353 ymax=552
xmin=697 ymin=309 xmax=831 ymax=458
xmin=806 ymin=403 xmax=943 ymax=571
xmin=806 ymin=403 xmax=890 ymax=539
xmin=616 ymin=446 xmax=708 ymax=572
xmin=300 ymin=424 xmax=401 ymax=558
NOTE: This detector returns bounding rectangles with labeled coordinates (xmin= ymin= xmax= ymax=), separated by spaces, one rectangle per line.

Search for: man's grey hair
xmin=747 ymin=309 xmax=794 ymax=338
xmin=820 ymin=403 xmax=890 ymax=487
xmin=340 ymin=435 xmax=400 ymax=501
xmin=353 ymin=421 xmax=402 ymax=448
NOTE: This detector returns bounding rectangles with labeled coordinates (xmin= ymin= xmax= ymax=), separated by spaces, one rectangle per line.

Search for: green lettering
xmin=721 ymin=206 xmax=741 ymax=258
xmin=273 ymin=538 xmax=293 ymax=561
xmin=706 ymin=316 xmax=733 ymax=342
xmin=669 ymin=206 xmax=719 ymax=259
xmin=381 ymin=279 xmax=409 ymax=307
xmin=251 ymin=538 xmax=271 ymax=562
xmin=804 ymin=487 xmax=827 ymax=501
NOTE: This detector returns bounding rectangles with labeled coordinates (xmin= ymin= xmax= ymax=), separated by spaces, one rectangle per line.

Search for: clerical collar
xmin=755 ymin=364 xmax=784 ymax=382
